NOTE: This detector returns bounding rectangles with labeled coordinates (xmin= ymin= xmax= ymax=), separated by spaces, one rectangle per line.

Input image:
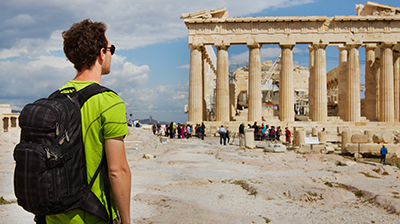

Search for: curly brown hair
xmin=62 ymin=19 xmax=108 ymax=71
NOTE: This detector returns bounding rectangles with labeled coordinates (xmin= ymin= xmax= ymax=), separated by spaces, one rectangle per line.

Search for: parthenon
xmin=181 ymin=1 xmax=400 ymax=127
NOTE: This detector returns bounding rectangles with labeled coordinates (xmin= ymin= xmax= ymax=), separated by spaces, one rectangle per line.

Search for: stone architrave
xmin=345 ymin=44 xmax=361 ymax=122
xmin=188 ymin=44 xmax=203 ymax=122
xmin=248 ymin=42 xmax=262 ymax=122
xmin=337 ymin=46 xmax=348 ymax=120
xmin=365 ymin=44 xmax=377 ymax=121
xmin=216 ymin=44 xmax=230 ymax=122
xmin=279 ymin=44 xmax=295 ymax=122
xmin=313 ymin=44 xmax=328 ymax=122
xmin=394 ymin=52 xmax=400 ymax=122
xmin=308 ymin=46 xmax=314 ymax=120
xmin=379 ymin=43 xmax=395 ymax=122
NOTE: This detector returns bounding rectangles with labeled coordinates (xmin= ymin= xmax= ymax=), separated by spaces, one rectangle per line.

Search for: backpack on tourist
xmin=14 ymin=83 xmax=115 ymax=223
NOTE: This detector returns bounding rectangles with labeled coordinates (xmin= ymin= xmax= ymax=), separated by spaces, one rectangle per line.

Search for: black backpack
xmin=14 ymin=83 xmax=114 ymax=223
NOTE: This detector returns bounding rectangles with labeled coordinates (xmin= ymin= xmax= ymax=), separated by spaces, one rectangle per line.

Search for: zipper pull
xmin=59 ymin=135 xmax=65 ymax=145
xmin=67 ymin=95 xmax=75 ymax=103
xmin=56 ymin=123 xmax=60 ymax=136
xmin=45 ymin=148 xmax=51 ymax=159
xmin=65 ymin=130 xmax=70 ymax=142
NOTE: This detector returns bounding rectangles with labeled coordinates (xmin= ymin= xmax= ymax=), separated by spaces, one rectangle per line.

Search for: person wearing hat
xmin=380 ymin=144 xmax=388 ymax=165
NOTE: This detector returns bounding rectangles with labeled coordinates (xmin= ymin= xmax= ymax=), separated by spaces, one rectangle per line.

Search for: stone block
xmin=318 ymin=131 xmax=327 ymax=143
xmin=373 ymin=133 xmax=393 ymax=144
xmin=294 ymin=130 xmax=305 ymax=147
xmin=245 ymin=128 xmax=255 ymax=149
xmin=337 ymin=126 xmax=350 ymax=134
xmin=341 ymin=131 xmax=351 ymax=154
xmin=351 ymin=134 xmax=368 ymax=143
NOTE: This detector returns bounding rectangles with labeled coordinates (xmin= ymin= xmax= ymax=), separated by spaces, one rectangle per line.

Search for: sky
xmin=1 ymin=0 xmax=399 ymax=124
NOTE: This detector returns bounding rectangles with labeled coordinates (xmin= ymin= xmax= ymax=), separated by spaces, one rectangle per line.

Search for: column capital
xmin=279 ymin=44 xmax=295 ymax=49
xmin=379 ymin=42 xmax=395 ymax=49
xmin=337 ymin=45 xmax=348 ymax=51
xmin=307 ymin=45 xmax=314 ymax=51
xmin=215 ymin=43 xmax=230 ymax=50
xmin=188 ymin=43 xmax=203 ymax=51
xmin=346 ymin=44 xmax=361 ymax=50
xmin=312 ymin=44 xmax=328 ymax=50
xmin=365 ymin=43 xmax=377 ymax=51
xmin=247 ymin=42 xmax=262 ymax=49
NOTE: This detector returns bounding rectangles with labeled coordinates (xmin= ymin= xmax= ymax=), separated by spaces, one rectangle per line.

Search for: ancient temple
xmin=181 ymin=1 xmax=400 ymax=125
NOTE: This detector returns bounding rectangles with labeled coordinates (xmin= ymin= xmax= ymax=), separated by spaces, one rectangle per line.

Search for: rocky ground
xmin=1 ymin=128 xmax=400 ymax=224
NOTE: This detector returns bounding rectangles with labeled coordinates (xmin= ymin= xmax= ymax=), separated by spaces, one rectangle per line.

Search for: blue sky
xmin=1 ymin=0 xmax=399 ymax=123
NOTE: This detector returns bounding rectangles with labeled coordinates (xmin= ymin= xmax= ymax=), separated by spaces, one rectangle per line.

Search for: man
xmin=127 ymin=114 xmax=133 ymax=127
xmin=218 ymin=125 xmax=227 ymax=145
xmin=239 ymin=122 xmax=245 ymax=148
xmin=201 ymin=122 xmax=206 ymax=140
xmin=380 ymin=144 xmax=388 ymax=165
xmin=46 ymin=19 xmax=131 ymax=224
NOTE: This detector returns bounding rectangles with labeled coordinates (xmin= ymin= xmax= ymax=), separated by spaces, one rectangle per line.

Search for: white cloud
xmin=177 ymin=64 xmax=190 ymax=69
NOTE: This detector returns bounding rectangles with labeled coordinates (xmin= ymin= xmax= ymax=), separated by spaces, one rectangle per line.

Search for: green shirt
xmin=46 ymin=81 xmax=129 ymax=224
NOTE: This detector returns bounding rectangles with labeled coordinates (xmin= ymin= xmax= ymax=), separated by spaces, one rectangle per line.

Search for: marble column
xmin=216 ymin=44 xmax=230 ymax=122
xmin=308 ymin=46 xmax=314 ymax=120
xmin=248 ymin=43 xmax=262 ymax=122
xmin=313 ymin=44 xmax=328 ymax=122
xmin=188 ymin=44 xmax=203 ymax=122
xmin=337 ymin=46 xmax=348 ymax=119
xmin=375 ymin=56 xmax=381 ymax=121
xmin=345 ymin=44 xmax=361 ymax=122
xmin=393 ymin=51 xmax=400 ymax=122
xmin=279 ymin=44 xmax=295 ymax=122
xmin=365 ymin=44 xmax=377 ymax=121
xmin=379 ymin=43 xmax=395 ymax=122
xmin=202 ymin=53 xmax=208 ymax=121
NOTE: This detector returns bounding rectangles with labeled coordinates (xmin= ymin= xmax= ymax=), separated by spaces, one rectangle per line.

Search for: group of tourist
xmin=238 ymin=122 xmax=292 ymax=147
xmin=164 ymin=122 xmax=206 ymax=140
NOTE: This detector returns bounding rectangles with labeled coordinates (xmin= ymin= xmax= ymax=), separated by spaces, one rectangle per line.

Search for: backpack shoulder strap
xmin=75 ymin=83 xmax=116 ymax=108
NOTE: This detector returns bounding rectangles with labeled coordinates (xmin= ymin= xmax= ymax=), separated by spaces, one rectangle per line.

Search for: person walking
xmin=239 ymin=122 xmax=245 ymax=147
xmin=218 ymin=125 xmax=227 ymax=145
xmin=380 ymin=144 xmax=388 ymax=165
xmin=45 ymin=19 xmax=131 ymax=224
xmin=201 ymin=122 xmax=206 ymax=140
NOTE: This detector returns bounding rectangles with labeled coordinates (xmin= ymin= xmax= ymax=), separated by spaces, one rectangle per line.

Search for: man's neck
xmin=73 ymin=65 xmax=102 ymax=84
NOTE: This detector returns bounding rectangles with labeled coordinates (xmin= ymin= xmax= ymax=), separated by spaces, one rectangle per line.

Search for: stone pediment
xmin=356 ymin=1 xmax=400 ymax=16
xmin=180 ymin=8 xmax=228 ymax=20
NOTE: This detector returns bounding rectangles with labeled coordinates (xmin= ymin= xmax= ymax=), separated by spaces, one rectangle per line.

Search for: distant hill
xmin=135 ymin=118 xmax=169 ymax=125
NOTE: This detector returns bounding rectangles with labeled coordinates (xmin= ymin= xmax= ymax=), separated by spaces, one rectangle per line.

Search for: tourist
xmin=165 ymin=124 xmax=169 ymax=137
xmin=157 ymin=121 xmax=161 ymax=135
xmin=201 ymin=122 xmax=206 ymax=140
xmin=218 ymin=125 xmax=227 ymax=145
xmin=136 ymin=119 xmax=142 ymax=128
xmin=169 ymin=122 xmax=175 ymax=139
xmin=186 ymin=125 xmax=192 ymax=139
xmin=226 ymin=125 xmax=230 ymax=144
xmin=239 ymin=122 xmax=245 ymax=147
xmin=285 ymin=127 xmax=291 ymax=143
xmin=152 ymin=123 xmax=157 ymax=135
xmin=252 ymin=122 xmax=259 ymax=140
xmin=380 ymin=144 xmax=387 ymax=165
xmin=45 ymin=19 xmax=131 ymax=224
xmin=276 ymin=126 xmax=281 ymax=142
xmin=269 ymin=126 xmax=276 ymax=142
xmin=177 ymin=123 xmax=182 ymax=139
xmin=127 ymin=113 xmax=133 ymax=127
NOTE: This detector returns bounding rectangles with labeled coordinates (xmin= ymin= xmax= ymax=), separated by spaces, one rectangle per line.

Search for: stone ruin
xmin=181 ymin=1 xmax=400 ymax=159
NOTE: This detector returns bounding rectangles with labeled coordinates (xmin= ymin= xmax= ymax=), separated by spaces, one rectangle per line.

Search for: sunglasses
xmin=106 ymin=45 xmax=116 ymax=55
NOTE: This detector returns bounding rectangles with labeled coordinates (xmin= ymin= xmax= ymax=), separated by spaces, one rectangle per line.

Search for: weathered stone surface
xmin=263 ymin=143 xmax=287 ymax=153
xmin=373 ymin=133 xmax=393 ymax=144
xmin=351 ymin=134 xmax=368 ymax=143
